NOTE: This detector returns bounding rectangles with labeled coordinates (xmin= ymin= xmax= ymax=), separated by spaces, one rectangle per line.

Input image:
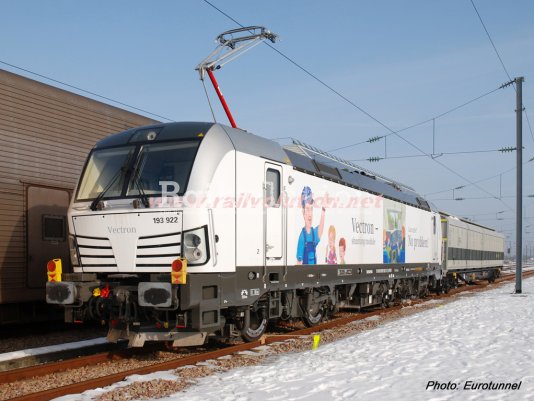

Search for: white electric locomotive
xmin=46 ymin=122 xmax=503 ymax=347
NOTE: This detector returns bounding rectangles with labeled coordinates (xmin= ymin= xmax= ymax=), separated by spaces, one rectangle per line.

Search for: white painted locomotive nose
xmin=72 ymin=212 xmax=183 ymax=273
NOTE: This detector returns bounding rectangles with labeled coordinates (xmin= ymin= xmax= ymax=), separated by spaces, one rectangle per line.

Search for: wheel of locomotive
xmin=301 ymin=292 xmax=325 ymax=327
xmin=240 ymin=307 xmax=268 ymax=342
xmin=392 ymin=285 xmax=402 ymax=305
xmin=382 ymin=294 xmax=392 ymax=308
xmin=437 ymin=278 xmax=447 ymax=295
xmin=302 ymin=302 xmax=324 ymax=327
xmin=399 ymin=281 xmax=409 ymax=300
xmin=379 ymin=283 xmax=390 ymax=308
xmin=420 ymin=285 xmax=429 ymax=298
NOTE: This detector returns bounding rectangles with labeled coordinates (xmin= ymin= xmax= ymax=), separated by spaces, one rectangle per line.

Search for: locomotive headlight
xmin=188 ymin=248 xmax=203 ymax=260
xmin=68 ymin=235 xmax=80 ymax=266
xmin=183 ymin=227 xmax=209 ymax=265
xmin=184 ymin=233 xmax=201 ymax=248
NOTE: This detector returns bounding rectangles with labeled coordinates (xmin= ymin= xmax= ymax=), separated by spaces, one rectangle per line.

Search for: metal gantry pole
xmin=515 ymin=76 xmax=524 ymax=294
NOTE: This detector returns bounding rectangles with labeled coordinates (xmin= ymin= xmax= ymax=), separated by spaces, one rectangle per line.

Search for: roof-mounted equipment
xmin=283 ymin=138 xmax=415 ymax=192
xmin=196 ymin=26 xmax=278 ymax=128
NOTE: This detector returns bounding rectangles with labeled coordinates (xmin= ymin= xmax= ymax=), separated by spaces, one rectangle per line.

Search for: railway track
xmin=4 ymin=270 xmax=533 ymax=401
xmin=0 ymin=345 xmax=161 ymax=384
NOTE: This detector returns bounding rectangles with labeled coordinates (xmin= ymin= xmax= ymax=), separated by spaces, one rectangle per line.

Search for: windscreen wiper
xmin=90 ymin=152 xmax=134 ymax=211
xmin=133 ymin=168 xmax=149 ymax=208
xmin=130 ymin=150 xmax=149 ymax=208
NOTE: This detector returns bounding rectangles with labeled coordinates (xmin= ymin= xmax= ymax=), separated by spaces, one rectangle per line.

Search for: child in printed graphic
xmin=325 ymin=225 xmax=337 ymax=264
xmin=338 ymin=237 xmax=347 ymax=264
xmin=296 ymin=186 xmax=325 ymax=265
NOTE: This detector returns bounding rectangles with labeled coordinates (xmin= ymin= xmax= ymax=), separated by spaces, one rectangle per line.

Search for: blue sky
xmin=2 ymin=0 xmax=534 ymax=253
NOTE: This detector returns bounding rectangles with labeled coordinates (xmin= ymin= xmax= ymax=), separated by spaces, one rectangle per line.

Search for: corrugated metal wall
xmin=0 ymin=68 xmax=158 ymax=305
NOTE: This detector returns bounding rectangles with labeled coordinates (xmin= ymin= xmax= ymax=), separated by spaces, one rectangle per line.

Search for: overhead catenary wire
xmin=432 ymin=195 xmax=530 ymax=201
xmin=469 ymin=0 xmax=511 ymax=81
xmin=201 ymin=0 xmax=390 ymax=133
xmin=424 ymin=151 xmax=534 ymax=198
xmin=203 ymin=1 xmax=521 ymax=158
xmin=203 ymin=0 xmax=504 ymax=155
xmin=469 ymin=0 xmax=534 ymax=145
xmin=355 ymin=0 xmax=534 ymax=210
xmin=464 ymin=210 xmax=510 ymax=218
xmin=0 ymin=60 xmax=174 ymax=122
xmin=425 ymin=166 xmax=516 ymax=197
xmin=352 ymin=147 xmax=513 ymax=163
xmin=201 ymin=78 xmax=218 ymax=123
xmin=328 ymin=86 xmax=502 ymax=153
xmin=201 ymin=0 xmax=515 ymax=212
xmin=524 ymin=112 xmax=534 ymax=144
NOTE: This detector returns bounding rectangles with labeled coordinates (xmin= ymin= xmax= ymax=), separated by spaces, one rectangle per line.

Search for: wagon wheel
xmin=240 ymin=308 xmax=268 ymax=342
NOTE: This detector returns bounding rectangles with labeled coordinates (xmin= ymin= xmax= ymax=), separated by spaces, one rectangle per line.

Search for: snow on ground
xmin=57 ymin=278 xmax=534 ymax=401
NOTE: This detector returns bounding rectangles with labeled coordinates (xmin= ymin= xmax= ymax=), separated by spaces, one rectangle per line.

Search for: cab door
xmin=264 ymin=164 xmax=283 ymax=262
